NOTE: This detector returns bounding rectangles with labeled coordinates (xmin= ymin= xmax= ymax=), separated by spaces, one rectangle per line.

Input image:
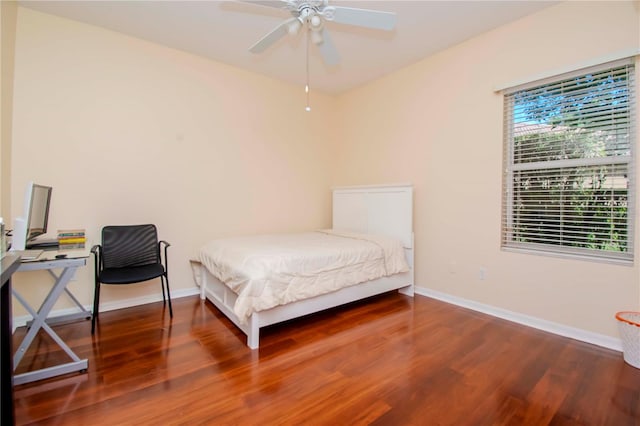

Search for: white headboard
xmin=332 ymin=184 xmax=413 ymax=248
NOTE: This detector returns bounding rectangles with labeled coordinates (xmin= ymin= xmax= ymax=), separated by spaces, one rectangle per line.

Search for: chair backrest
xmin=101 ymin=224 xmax=160 ymax=269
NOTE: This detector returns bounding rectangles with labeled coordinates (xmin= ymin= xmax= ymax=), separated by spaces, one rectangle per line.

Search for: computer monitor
xmin=11 ymin=182 xmax=53 ymax=251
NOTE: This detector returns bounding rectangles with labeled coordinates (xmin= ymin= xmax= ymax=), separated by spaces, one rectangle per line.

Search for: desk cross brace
xmin=12 ymin=265 xmax=88 ymax=385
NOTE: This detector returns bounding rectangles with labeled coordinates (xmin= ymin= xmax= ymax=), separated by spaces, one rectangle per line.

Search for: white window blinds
xmin=502 ymin=60 xmax=635 ymax=262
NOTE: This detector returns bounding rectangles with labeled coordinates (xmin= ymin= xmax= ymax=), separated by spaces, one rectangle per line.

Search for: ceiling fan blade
xmin=249 ymin=17 xmax=298 ymax=53
xmin=236 ymin=0 xmax=290 ymax=10
xmin=330 ymin=6 xmax=396 ymax=31
xmin=315 ymin=28 xmax=340 ymax=66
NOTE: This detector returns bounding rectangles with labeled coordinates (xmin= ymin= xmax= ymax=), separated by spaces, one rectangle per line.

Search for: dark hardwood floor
xmin=12 ymin=292 xmax=640 ymax=425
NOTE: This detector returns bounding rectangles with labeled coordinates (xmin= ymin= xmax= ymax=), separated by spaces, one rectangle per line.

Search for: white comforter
xmin=197 ymin=230 xmax=410 ymax=323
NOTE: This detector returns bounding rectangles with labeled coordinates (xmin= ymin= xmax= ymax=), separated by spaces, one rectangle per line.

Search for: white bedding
xmin=197 ymin=230 xmax=410 ymax=323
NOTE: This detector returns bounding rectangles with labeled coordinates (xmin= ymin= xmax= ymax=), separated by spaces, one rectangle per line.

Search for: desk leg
xmin=12 ymin=267 xmax=88 ymax=384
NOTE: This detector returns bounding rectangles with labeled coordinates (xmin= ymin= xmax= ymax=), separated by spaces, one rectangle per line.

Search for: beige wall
xmin=1 ymin=0 xmax=17 ymax=219
xmin=7 ymin=2 xmax=640 ymax=339
xmin=10 ymin=7 xmax=337 ymax=314
xmin=333 ymin=1 xmax=640 ymax=337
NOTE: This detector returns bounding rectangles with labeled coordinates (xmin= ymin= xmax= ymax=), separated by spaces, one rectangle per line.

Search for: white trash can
xmin=616 ymin=311 xmax=640 ymax=369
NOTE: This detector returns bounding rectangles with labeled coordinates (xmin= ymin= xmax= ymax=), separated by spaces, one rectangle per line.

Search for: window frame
xmin=501 ymin=58 xmax=636 ymax=264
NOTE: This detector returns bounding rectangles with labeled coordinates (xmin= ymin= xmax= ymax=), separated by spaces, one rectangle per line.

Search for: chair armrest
xmin=158 ymin=240 xmax=170 ymax=273
xmin=91 ymin=244 xmax=102 ymax=277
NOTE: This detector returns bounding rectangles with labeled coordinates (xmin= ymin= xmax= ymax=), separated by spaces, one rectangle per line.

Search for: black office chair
xmin=91 ymin=224 xmax=173 ymax=334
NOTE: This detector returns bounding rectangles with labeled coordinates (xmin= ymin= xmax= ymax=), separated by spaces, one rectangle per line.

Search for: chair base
xmin=91 ymin=276 xmax=173 ymax=335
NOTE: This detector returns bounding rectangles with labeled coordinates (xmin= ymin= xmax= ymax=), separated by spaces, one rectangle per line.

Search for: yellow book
xmin=58 ymin=237 xmax=87 ymax=244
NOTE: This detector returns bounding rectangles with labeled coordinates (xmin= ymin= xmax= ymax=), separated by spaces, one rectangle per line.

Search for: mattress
xmin=197 ymin=229 xmax=410 ymax=323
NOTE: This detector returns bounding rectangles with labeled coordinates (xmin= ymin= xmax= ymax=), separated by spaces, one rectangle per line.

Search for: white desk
xmin=12 ymin=250 xmax=90 ymax=385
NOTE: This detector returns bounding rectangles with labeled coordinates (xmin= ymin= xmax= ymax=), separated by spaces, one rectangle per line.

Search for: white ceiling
xmin=19 ymin=1 xmax=558 ymax=94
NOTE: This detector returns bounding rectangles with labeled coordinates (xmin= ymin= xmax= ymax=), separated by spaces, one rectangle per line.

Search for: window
xmin=502 ymin=59 xmax=635 ymax=262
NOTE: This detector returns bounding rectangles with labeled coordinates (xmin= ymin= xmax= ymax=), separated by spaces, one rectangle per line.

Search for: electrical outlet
xmin=479 ymin=267 xmax=487 ymax=281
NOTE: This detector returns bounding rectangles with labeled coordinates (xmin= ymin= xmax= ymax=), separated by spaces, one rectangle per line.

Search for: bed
xmin=191 ymin=184 xmax=414 ymax=349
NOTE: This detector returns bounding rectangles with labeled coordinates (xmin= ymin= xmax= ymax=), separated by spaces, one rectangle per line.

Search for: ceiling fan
xmin=240 ymin=0 xmax=397 ymax=66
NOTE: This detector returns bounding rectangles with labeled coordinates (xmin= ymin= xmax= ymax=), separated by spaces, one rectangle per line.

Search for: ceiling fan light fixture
xmin=310 ymin=15 xmax=321 ymax=28
xmin=287 ymin=17 xmax=303 ymax=35
xmin=310 ymin=29 xmax=323 ymax=45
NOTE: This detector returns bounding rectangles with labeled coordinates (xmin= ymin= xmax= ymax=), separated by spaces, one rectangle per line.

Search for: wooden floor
xmin=12 ymin=293 xmax=640 ymax=425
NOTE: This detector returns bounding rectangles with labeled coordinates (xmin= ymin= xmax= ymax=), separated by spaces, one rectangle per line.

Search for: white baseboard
xmin=415 ymin=287 xmax=623 ymax=352
xmin=13 ymin=287 xmax=200 ymax=329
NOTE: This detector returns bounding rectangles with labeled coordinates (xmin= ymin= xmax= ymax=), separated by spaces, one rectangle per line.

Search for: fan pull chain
xmin=305 ymin=26 xmax=311 ymax=112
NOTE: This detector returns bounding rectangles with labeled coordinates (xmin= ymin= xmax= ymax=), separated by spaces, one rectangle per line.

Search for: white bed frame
xmin=196 ymin=184 xmax=414 ymax=349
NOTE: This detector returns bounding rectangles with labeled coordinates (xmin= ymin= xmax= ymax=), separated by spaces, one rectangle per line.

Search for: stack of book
xmin=57 ymin=229 xmax=86 ymax=250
